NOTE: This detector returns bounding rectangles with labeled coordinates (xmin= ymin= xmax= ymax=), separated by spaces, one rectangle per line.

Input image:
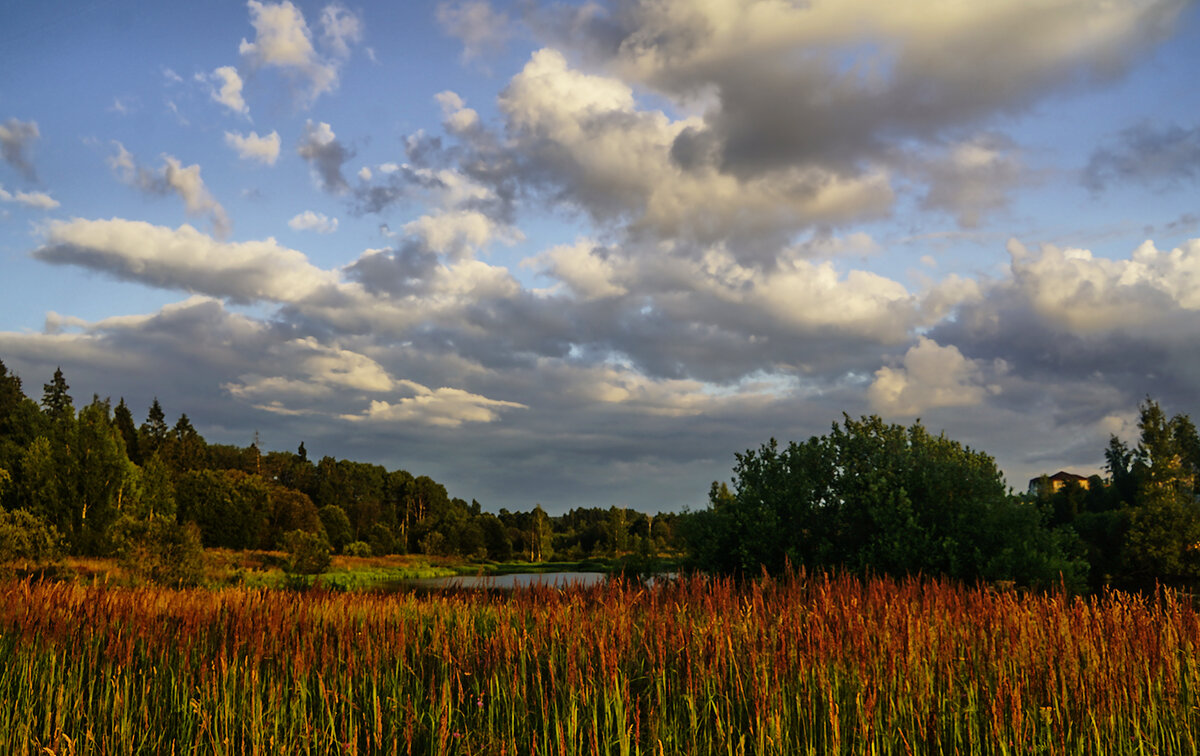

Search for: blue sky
xmin=2 ymin=0 xmax=1200 ymax=512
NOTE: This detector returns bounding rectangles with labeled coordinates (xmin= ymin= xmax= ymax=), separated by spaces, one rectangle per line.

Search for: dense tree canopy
xmin=686 ymin=415 xmax=1086 ymax=588
xmin=1045 ymin=399 xmax=1200 ymax=589
xmin=4 ymin=359 xmax=1196 ymax=593
xmin=0 ymin=360 xmax=683 ymax=575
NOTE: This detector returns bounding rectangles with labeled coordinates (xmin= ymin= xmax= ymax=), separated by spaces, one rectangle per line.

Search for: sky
xmin=2 ymin=0 xmax=1200 ymax=514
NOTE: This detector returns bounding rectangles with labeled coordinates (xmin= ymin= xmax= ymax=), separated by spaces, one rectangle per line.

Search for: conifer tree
xmin=112 ymin=398 xmax=140 ymax=465
xmin=140 ymin=398 xmax=169 ymax=457
xmin=41 ymin=367 xmax=73 ymax=425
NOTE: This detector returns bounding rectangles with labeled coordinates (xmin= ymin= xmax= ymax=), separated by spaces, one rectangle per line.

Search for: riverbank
xmin=34 ymin=550 xmax=682 ymax=591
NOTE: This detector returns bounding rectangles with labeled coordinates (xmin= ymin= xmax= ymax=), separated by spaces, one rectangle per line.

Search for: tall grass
xmin=1 ymin=572 xmax=1197 ymax=754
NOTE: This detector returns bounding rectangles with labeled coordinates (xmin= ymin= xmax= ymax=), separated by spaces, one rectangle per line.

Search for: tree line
xmin=0 ymin=361 xmax=683 ymax=581
xmin=5 ymin=358 xmax=1197 ymax=593
xmin=684 ymin=402 xmax=1200 ymax=592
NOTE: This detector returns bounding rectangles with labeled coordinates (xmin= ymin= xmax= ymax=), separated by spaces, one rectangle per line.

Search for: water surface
xmin=406 ymin=571 xmax=609 ymax=590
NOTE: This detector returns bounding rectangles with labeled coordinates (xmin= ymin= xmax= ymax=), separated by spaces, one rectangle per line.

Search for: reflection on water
xmin=407 ymin=571 xmax=609 ymax=590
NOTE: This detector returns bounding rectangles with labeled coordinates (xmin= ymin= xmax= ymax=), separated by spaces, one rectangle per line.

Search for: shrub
xmin=283 ymin=529 xmax=331 ymax=574
xmin=367 ymin=523 xmax=396 ymax=556
xmin=112 ymin=516 xmax=205 ymax=586
xmin=344 ymin=540 xmax=372 ymax=557
xmin=0 ymin=508 xmax=61 ymax=569
xmin=317 ymin=505 xmax=353 ymax=552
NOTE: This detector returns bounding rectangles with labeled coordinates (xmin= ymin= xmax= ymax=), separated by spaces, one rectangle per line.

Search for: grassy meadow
xmin=2 ymin=571 xmax=1199 ymax=755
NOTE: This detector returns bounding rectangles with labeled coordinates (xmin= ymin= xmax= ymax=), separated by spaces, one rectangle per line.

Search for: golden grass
xmin=1 ymin=572 xmax=1197 ymax=754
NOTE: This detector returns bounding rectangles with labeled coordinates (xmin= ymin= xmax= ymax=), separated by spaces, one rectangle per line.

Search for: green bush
xmin=0 ymin=508 xmax=62 ymax=569
xmin=283 ymin=529 xmax=331 ymax=574
xmin=367 ymin=523 xmax=396 ymax=556
xmin=317 ymin=505 xmax=353 ymax=552
xmin=112 ymin=516 xmax=205 ymax=586
xmin=344 ymin=540 xmax=372 ymax=557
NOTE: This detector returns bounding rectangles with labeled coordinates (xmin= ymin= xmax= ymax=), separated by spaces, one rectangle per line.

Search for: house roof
xmin=1028 ymin=470 xmax=1090 ymax=487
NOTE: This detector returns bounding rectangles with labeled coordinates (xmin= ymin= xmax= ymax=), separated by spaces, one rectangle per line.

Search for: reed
xmin=1 ymin=572 xmax=1197 ymax=754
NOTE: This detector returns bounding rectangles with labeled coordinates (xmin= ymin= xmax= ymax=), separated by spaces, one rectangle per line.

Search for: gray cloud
xmin=534 ymin=0 xmax=1186 ymax=178
xmin=32 ymin=218 xmax=335 ymax=304
xmin=1084 ymin=121 xmax=1200 ymax=192
xmin=239 ymin=0 xmax=361 ymax=108
xmin=436 ymin=1 xmax=513 ymax=63
xmin=297 ymin=121 xmax=354 ymax=194
xmin=928 ymin=238 xmax=1200 ymax=422
xmin=918 ymin=134 xmax=1026 ymax=229
xmin=18 ymin=213 xmax=1200 ymax=508
xmin=107 ymin=143 xmax=232 ymax=237
xmin=413 ymin=0 xmax=1187 ymax=259
xmin=0 ymin=118 xmax=40 ymax=181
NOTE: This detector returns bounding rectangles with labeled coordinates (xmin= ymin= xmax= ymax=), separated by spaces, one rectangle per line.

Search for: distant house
xmin=1028 ymin=471 xmax=1091 ymax=496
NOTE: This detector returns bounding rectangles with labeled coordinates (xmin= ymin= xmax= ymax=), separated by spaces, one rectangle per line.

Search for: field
xmin=2 ymin=572 xmax=1198 ymax=755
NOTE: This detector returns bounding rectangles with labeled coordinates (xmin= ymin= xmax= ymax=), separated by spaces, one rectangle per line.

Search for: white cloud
xmin=108 ymin=143 xmax=232 ymax=237
xmin=289 ymin=210 xmax=338 ymax=233
xmin=238 ymin=0 xmax=358 ymax=107
xmin=546 ymin=0 xmax=1187 ymax=175
xmin=496 ymin=49 xmax=894 ymax=250
xmin=920 ymin=135 xmax=1025 ymax=228
xmin=297 ymin=120 xmax=351 ymax=193
xmin=0 ymin=118 xmax=40 ymax=181
xmin=436 ymin=1 xmax=512 ymax=62
xmin=0 ymin=185 xmax=59 ymax=209
xmin=436 ymin=90 xmax=481 ymax=134
xmin=1007 ymin=237 xmax=1200 ymax=333
xmin=224 ymin=338 xmax=396 ymax=409
xmin=319 ymin=3 xmax=362 ymax=59
xmin=33 ymin=218 xmax=337 ymax=304
xmin=350 ymin=383 xmax=526 ymax=427
xmin=109 ymin=96 xmax=138 ymax=115
xmin=868 ymin=337 xmax=994 ymax=415
xmin=530 ymin=240 xmax=628 ymax=300
xmin=225 ymin=130 xmax=281 ymax=165
xmin=402 ymin=210 xmax=514 ymax=259
xmin=206 ymin=66 xmax=249 ymax=116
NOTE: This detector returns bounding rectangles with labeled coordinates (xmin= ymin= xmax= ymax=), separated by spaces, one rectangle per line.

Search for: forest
xmin=2 ymin=357 xmax=1199 ymax=594
xmin=0 ymin=360 xmax=684 ymax=584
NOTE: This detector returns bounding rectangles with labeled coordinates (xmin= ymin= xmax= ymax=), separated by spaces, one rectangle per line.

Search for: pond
xmin=406 ymin=571 xmax=610 ymax=590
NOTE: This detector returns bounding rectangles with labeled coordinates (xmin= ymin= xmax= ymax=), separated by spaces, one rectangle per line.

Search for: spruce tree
xmin=41 ymin=367 xmax=73 ymax=424
xmin=113 ymin=398 xmax=141 ymax=465
xmin=140 ymin=398 xmax=169 ymax=457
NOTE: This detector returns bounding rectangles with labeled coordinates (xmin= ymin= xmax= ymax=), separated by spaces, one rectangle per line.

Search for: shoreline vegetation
xmin=32 ymin=551 xmax=682 ymax=592
xmin=3 ymin=571 xmax=1199 ymax=755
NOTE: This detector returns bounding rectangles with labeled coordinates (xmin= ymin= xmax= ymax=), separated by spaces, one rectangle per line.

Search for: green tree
xmin=0 ymin=359 xmax=24 ymax=423
xmin=263 ymin=483 xmax=321 ymax=549
xmin=139 ymin=398 xmax=169 ymax=458
xmin=73 ymin=397 xmax=137 ymax=553
xmin=113 ymin=398 xmax=141 ymax=465
xmin=176 ymin=469 xmax=269 ymax=550
xmin=1119 ymin=399 xmax=1200 ymax=585
xmin=41 ymin=367 xmax=74 ymax=426
xmin=688 ymin=414 xmax=1085 ymax=587
xmin=164 ymin=413 xmax=206 ymax=472
xmin=317 ymin=504 xmax=354 ymax=553
xmin=0 ymin=363 xmax=46 ymax=510
xmin=136 ymin=453 xmax=176 ymax=521
xmin=19 ymin=436 xmax=72 ymax=541
xmin=529 ymin=504 xmax=553 ymax=562
xmin=368 ymin=522 xmax=397 ymax=556
xmin=112 ymin=517 xmax=205 ymax=586
xmin=282 ymin=529 xmax=331 ymax=574
xmin=0 ymin=508 xmax=62 ymax=570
